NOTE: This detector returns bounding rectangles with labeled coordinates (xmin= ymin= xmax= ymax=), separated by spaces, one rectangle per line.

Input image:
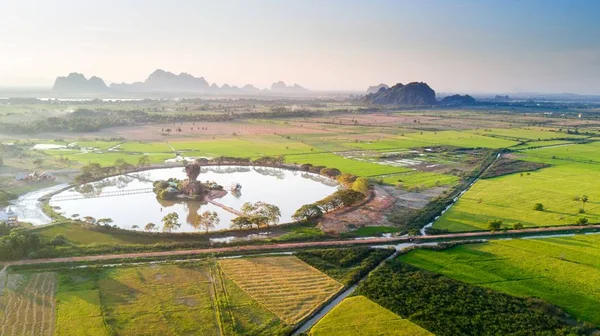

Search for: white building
xmin=0 ymin=208 xmax=18 ymax=226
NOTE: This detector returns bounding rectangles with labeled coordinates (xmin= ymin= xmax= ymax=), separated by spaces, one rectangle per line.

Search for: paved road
xmin=4 ymin=224 xmax=600 ymax=269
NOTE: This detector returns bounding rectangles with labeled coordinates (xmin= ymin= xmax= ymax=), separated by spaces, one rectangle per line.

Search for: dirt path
xmin=3 ymin=224 xmax=600 ymax=269
xmin=0 ymin=264 xmax=8 ymax=295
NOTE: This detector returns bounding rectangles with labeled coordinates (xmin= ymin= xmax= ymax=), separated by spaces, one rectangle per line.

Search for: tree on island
xmin=185 ymin=162 xmax=201 ymax=181
xmin=194 ymin=210 xmax=220 ymax=233
xmin=162 ymin=212 xmax=181 ymax=233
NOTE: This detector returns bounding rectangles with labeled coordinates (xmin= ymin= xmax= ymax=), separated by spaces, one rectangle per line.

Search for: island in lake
xmin=153 ymin=162 xmax=226 ymax=201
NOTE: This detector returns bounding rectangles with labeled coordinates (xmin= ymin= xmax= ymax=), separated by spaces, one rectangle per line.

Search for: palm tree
xmin=582 ymin=195 xmax=589 ymax=211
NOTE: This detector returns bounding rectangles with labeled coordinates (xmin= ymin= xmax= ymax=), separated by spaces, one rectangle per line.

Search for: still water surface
xmin=48 ymin=166 xmax=338 ymax=232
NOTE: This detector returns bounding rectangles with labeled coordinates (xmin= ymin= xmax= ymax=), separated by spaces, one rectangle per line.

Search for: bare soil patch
xmin=318 ymin=185 xmax=396 ymax=234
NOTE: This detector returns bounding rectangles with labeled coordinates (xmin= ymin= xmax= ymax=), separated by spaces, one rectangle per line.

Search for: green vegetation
xmin=435 ymin=157 xmax=600 ymax=232
xmin=378 ymin=171 xmax=460 ymax=189
xmin=310 ymin=296 xmax=432 ymax=336
xmin=286 ymin=152 xmax=410 ymax=176
xmin=4 ymin=257 xmax=338 ymax=335
xmin=399 ymin=235 xmax=600 ymax=325
xmin=342 ymin=226 xmax=400 ymax=237
xmin=0 ymin=228 xmax=42 ymax=261
xmin=296 ymin=247 xmax=395 ymax=285
xmin=480 ymin=157 xmax=551 ymax=179
xmin=356 ymin=258 xmax=592 ymax=336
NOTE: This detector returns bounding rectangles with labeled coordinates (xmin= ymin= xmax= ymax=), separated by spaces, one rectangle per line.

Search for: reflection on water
xmin=48 ymin=166 xmax=338 ymax=233
xmin=73 ymin=175 xmax=136 ymax=197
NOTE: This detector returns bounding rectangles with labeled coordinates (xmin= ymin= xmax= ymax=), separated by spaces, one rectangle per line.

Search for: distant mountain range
xmin=52 ymin=70 xmax=308 ymax=95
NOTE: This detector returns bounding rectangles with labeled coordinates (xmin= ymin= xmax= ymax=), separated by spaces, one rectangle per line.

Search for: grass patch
xmin=377 ymin=171 xmax=459 ymax=189
xmin=342 ymin=226 xmax=400 ymax=237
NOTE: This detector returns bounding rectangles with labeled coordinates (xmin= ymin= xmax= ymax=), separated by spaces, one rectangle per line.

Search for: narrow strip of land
xmin=3 ymin=224 xmax=599 ymax=269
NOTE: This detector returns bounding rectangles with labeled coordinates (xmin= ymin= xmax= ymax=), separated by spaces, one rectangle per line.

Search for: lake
xmin=48 ymin=166 xmax=338 ymax=232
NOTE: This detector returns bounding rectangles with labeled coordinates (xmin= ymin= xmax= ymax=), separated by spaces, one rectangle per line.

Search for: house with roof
xmin=0 ymin=207 xmax=18 ymax=226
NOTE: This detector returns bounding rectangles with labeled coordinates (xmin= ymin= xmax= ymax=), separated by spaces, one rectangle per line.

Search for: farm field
xmin=399 ymin=234 xmax=600 ymax=325
xmin=218 ymin=256 xmax=343 ymax=324
xmin=434 ymin=142 xmax=600 ymax=232
xmin=0 ymin=255 xmax=346 ymax=336
xmin=0 ymin=272 xmax=57 ymax=336
xmin=345 ymin=130 xmax=518 ymax=151
xmin=309 ymin=295 xmax=433 ymax=336
xmin=465 ymin=127 xmax=585 ymax=141
xmin=285 ymin=152 xmax=411 ymax=176
xmin=378 ymin=171 xmax=460 ymax=189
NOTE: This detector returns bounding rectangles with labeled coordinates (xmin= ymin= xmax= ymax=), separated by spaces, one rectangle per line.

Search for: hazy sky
xmin=1 ymin=0 xmax=600 ymax=93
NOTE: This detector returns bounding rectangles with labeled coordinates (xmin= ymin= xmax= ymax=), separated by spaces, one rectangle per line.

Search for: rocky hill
xmin=365 ymin=82 xmax=436 ymax=106
xmin=270 ymin=81 xmax=308 ymax=93
xmin=439 ymin=94 xmax=476 ymax=106
xmin=366 ymin=83 xmax=389 ymax=94
xmin=52 ymin=73 xmax=109 ymax=93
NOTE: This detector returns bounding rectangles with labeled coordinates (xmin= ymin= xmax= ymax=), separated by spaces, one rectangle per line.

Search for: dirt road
xmin=3 ymin=224 xmax=599 ymax=269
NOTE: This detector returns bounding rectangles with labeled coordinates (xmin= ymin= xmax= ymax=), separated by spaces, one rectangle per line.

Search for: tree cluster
xmin=293 ymin=189 xmax=366 ymax=221
xmin=0 ymin=228 xmax=42 ymax=261
xmin=356 ymin=260 xmax=592 ymax=336
xmin=231 ymin=201 xmax=282 ymax=229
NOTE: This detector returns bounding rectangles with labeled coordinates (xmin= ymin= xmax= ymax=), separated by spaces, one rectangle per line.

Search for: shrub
xmin=49 ymin=234 xmax=69 ymax=246
xmin=512 ymin=222 xmax=524 ymax=230
xmin=533 ymin=203 xmax=544 ymax=211
xmin=487 ymin=219 xmax=503 ymax=231
xmin=351 ymin=177 xmax=370 ymax=196
xmin=577 ymin=217 xmax=589 ymax=225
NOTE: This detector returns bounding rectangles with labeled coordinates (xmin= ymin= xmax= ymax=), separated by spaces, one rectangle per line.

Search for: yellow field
xmin=219 ymin=256 xmax=343 ymax=324
xmin=310 ymin=296 xmax=433 ymax=336
xmin=0 ymin=272 xmax=57 ymax=336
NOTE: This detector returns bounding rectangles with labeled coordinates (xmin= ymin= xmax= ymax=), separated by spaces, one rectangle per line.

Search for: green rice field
xmin=399 ymin=234 xmax=600 ymax=325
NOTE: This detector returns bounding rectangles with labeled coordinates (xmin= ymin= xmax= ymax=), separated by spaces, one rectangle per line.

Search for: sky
xmin=1 ymin=0 xmax=600 ymax=94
